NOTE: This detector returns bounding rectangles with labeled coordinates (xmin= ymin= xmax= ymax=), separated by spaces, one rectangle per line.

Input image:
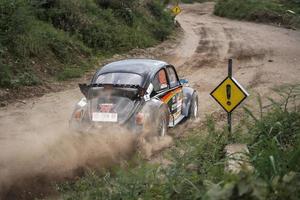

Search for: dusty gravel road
xmin=1 ymin=2 xmax=300 ymax=199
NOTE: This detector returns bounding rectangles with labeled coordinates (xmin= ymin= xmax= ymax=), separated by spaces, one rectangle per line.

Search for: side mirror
xmin=180 ymin=79 xmax=189 ymax=85
xmin=79 ymin=83 xmax=90 ymax=98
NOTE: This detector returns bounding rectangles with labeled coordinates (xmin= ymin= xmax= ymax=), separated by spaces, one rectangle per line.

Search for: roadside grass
xmin=214 ymin=0 xmax=300 ymax=29
xmin=0 ymin=0 xmax=175 ymax=88
xmin=57 ymin=66 xmax=88 ymax=81
xmin=57 ymin=84 xmax=300 ymax=200
xmin=180 ymin=0 xmax=214 ymax=3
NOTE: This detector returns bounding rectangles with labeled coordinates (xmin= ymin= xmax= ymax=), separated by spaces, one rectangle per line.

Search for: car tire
xmin=188 ymin=92 xmax=199 ymax=119
xmin=146 ymin=106 xmax=168 ymax=141
xmin=157 ymin=108 xmax=168 ymax=137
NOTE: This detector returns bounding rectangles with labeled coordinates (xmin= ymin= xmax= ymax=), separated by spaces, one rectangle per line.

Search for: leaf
xmin=256 ymin=93 xmax=263 ymax=119
xmin=269 ymin=155 xmax=277 ymax=175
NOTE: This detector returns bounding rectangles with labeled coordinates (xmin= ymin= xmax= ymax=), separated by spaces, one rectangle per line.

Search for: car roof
xmin=96 ymin=59 xmax=168 ymax=76
xmin=91 ymin=59 xmax=170 ymax=87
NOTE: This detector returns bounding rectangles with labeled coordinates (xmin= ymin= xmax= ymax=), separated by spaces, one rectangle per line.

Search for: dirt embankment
xmin=1 ymin=2 xmax=300 ymax=199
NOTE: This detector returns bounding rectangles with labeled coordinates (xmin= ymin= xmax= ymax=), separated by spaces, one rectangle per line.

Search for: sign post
xmin=210 ymin=59 xmax=249 ymax=134
xmin=227 ymin=59 xmax=232 ymax=134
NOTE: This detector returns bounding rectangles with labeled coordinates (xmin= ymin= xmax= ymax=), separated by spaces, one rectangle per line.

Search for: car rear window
xmin=95 ymin=73 xmax=143 ymax=85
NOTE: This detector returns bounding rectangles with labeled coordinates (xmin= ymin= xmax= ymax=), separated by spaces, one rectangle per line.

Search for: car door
xmin=151 ymin=66 xmax=183 ymax=125
xmin=164 ymin=65 xmax=183 ymax=123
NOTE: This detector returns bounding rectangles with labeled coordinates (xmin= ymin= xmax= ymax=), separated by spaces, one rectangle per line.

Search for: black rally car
xmin=70 ymin=59 xmax=198 ymax=137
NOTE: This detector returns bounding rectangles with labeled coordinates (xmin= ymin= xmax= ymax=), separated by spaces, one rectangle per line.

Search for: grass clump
xmin=57 ymin=84 xmax=300 ymax=199
xmin=0 ymin=0 xmax=174 ymax=88
xmin=180 ymin=0 xmax=213 ymax=3
xmin=214 ymin=0 xmax=300 ymax=28
xmin=245 ymin=85 xmax=300 ymax=180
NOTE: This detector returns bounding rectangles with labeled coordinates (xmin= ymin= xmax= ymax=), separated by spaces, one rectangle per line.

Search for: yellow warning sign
xmin=171 ymin=5 xmax=181 ymax=15
xmin=210 ymin=77 xmax=249 ymax=113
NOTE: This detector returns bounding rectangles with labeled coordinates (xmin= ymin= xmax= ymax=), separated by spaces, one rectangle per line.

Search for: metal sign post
xmin=227 ymin=59 xmax=232 ymax=134
xmin=210 ymin=59 xmax=249 ymax=135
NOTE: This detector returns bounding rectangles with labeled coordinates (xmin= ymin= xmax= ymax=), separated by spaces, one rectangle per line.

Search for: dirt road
xmin=0 ymin=2 xmax=300 ymax=199
xmin=171 ymin=3 xmax=300 ymax=117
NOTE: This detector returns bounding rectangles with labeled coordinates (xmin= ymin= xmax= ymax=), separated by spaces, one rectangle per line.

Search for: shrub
xmin=0 ymin=63 xmax=12 ymax=87
xmin=0 ymin=0 xmax=175 ymax=88
xmin=245 ymin=85 xmax=300 ymax=181
xmin=12 ymin=72 xmax=40 ymax=86
xmin=147 ymin=1 xmax=175 ymax=41
xmin=57 ymin=66 xmax=84 ymax=81
xmin=214 ymin=0 xmax=300 ymax=28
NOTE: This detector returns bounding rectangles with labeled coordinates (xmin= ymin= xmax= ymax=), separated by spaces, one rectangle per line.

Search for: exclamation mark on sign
xmin=226 ymin=84 xmax=231 ymax=106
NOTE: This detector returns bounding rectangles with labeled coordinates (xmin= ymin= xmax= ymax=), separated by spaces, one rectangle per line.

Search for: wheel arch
xmin=182 ymin=87 xmax=197 ymax=117
xmin=142 ymin=98 xmax=170 ymax=125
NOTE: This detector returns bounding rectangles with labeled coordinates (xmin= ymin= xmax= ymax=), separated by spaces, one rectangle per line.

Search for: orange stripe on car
xmin=161 ymin=88 xmax=182 ymax=103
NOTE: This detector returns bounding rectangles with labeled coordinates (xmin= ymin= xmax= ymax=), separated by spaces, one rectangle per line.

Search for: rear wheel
xmin=146 ymin=106 xmax=168 ymax=141
xmin=188 ymin=92 xmax=198 ymax=119
xmin=157 ymin=109 xmax=168 ymax=137
xmin=136 ymin=105 xmax=169 ymax=159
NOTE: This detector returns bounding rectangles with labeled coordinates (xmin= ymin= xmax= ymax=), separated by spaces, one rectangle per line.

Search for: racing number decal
xmin=161 ymin=87 xmax=183 ymax=120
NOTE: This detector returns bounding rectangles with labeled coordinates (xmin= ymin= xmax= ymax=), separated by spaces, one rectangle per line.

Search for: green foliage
xmin=32 ymin=0 xmax=173 ymax=50
xmin=0 ymin=63 xmax=12 ymax=87
xmin=214 ymin=0 xmax=300 ymax=28
xmin=0 ymin=64 xmax=40 ymax=87
xmin=58 ymin=84 xmax=300 ymax=200
xmin=57 ymin=67 xmax=84 ymax=81
xmin=180 ymin=0 xmax=213 ymax=3
xmin=14 ymin=72 xmax=40 ymax=86
xmin=245 ymin=85 xmax=300 ymax=182
xmin=147 ymin=1 xmax=175 ymax=41
xmin=0 ymin=0 xmax=174 ymax=88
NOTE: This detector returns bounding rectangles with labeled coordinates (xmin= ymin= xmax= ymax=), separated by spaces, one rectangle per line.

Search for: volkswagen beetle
xmin=70 ymin=59 xmax=198 ymax=137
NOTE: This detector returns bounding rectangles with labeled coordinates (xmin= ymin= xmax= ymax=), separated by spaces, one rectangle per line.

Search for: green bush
xmin=147 ymin=1 xmax=175 ymax=41
xmin=12 ymin=72 xmax=40 ymax=86
xmin=57 ymin=67 xmax=85 ymax=81
xmin=0 ymin=65 xmax=40 ymax=87
xmin=0 ymin=63 xmax=12 ymax=87
xmin=180 ymin=0 xmax=214 ymax=3
xmin=214 ymin=0 xmax=300 ymax=28
xmin=0 ymin=0 xmax=174 ymax=88
xmin=245 ymin=85 xmax=300 ymax=181
xmin=33 ymin=0 xmax=173 ymax=50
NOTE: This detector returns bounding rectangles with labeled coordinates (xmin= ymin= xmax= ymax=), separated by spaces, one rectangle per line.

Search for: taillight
xmin=74 ymin=110 xmax=82 ymax=120
xmin=135 ymin=113 xmax=144 ymax=125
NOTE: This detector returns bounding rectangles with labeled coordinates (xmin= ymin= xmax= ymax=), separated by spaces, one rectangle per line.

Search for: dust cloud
xmin=137 ymin=135 xmax=173 ymax=159
xmin=0 ymin=90 xmax=173 ymax=199
xmin=0 ymin=123 xmax=137 ymax=198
